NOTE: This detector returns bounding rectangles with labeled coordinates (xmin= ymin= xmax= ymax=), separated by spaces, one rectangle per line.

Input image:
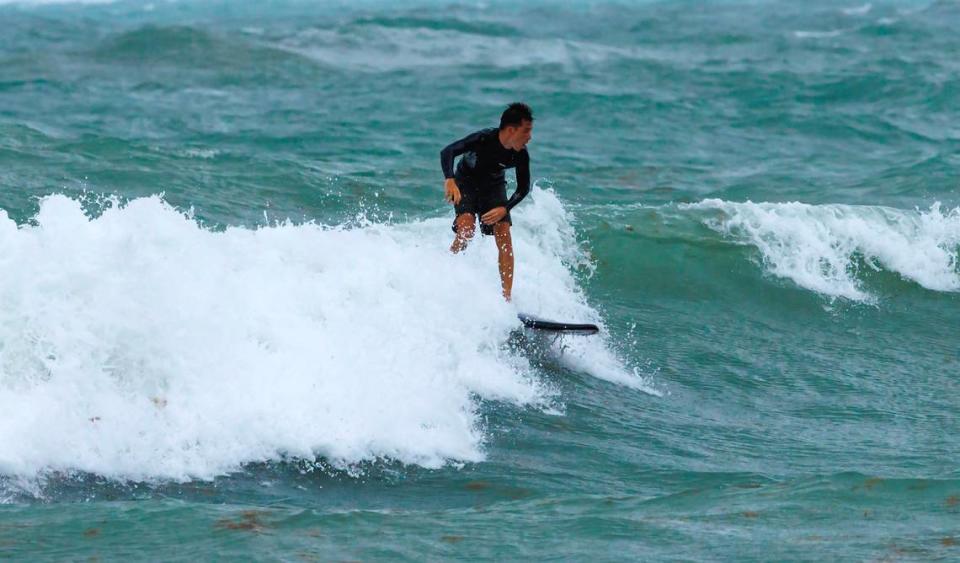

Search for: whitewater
xmin=0 ymin=188 xmax=654 ymax=482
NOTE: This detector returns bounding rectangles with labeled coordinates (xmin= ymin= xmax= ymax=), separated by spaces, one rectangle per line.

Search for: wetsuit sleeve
xmin=505 ymin=150 xmax=530 ymax=211
xmin=440 ymin=130 xmax=485 ymax=179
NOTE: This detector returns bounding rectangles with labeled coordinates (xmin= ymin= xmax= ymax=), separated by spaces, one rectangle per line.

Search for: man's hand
xmin=481 ymin=206 xmax=507 ymax=225
xmin=445 ymin=178 xmax=461 ymax=205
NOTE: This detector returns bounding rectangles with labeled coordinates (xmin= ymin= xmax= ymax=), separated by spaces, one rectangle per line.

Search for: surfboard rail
xmin=517 ymin=313 xmax=599 ymax=335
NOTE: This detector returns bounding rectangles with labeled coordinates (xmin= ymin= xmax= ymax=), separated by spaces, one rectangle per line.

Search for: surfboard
xmin=517 ymin=313 xmax=599 ymax=335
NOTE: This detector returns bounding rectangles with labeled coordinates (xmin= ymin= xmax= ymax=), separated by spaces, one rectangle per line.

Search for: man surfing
xmin=440 ymin=102 xmax=533 ymax=302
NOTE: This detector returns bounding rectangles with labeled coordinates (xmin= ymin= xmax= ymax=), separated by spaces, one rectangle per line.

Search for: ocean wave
xmin=278 ymin=26 xmax=608 ymax=72
xmin=275 ymin=22 xmax=688 ymax=72
xmin=0 ymin=188 xmax=653 ymax=483
xmin=94 ymin=25 xmax=302 ymax=69
xmin=349 ymin=15 xmax=519 ymax=38
xmin=682 ymin=199 xmax=960 ymax=301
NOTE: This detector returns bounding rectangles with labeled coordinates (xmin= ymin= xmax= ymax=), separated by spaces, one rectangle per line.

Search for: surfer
xmin=440 ymin=102 xmax=533 ymax=301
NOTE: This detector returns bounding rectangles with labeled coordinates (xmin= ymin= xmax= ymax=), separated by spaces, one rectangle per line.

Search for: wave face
xmin=0 ymin=190 xmax=650 ymax=481
xmin=684 ymin=200 xmax=960 ymax=300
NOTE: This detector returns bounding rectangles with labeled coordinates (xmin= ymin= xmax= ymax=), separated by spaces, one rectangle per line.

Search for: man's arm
xmin=440 ymin=130 xmax=485 ymax=179
xmin=482 ymin=151 xmax=530 ymax=224
xmin=505 ymin=150 xmax=530 ymax=211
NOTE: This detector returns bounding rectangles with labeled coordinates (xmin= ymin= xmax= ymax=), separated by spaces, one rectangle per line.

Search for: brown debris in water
xmin=464 ymin=481 xmax=489 ymax=491
xmin=463 ymin=480 xmax=530 ymax=499
xmin=441 ymin=535 xmax=464 ymax=543
xmin=83 ymin=528 xmax=100 ymax=538
xmin=215 ymin=510 xmax=269 ymax=533
xmin=942 ymin=537 xmax=957 ymax=547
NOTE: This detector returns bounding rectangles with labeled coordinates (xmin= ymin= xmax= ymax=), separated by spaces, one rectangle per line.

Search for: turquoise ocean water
xmin=1 ymin=0 xmax=959 ymax=559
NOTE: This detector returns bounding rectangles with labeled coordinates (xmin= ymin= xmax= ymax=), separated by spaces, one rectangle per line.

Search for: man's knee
xmin=456 ymin=214 xmax=476 ymax=237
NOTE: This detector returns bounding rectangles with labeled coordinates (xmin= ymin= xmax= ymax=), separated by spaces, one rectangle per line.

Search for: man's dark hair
xmin=500 ymin=102 xmax=534 ymax=129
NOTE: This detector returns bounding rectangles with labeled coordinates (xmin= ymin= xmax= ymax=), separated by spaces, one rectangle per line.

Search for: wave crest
xmin=684 ymin=199 xmax=960 ymax=301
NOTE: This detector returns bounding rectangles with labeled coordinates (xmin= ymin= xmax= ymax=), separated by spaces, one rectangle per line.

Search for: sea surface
xmin=0 ymin=0 xmax=958 ymax=560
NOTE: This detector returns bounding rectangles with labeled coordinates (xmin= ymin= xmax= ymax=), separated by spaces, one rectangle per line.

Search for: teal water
xmin=1 ymin=0 xmax=959 ymax=560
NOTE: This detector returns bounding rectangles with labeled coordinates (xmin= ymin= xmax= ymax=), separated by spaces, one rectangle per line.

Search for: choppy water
xmin=1 ymin=0 xmax=958 ymax=560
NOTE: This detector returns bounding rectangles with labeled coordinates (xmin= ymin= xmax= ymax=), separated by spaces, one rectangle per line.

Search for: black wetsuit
xmin=440 ymin=127 xmax=530 ymax=235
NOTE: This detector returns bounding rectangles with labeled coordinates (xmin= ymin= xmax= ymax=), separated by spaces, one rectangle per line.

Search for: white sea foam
xmin=0 ymin=188 xmax=652 ymax=484
xmin=180 ymin=147 xmax=219 ymax=159
xmin=842 ymin=3 xmax=873 ymax=16
xmin=684 ymin=199 xmax=960 ymax=301
xmin=793 ymin=29 xmax=847 ymax=39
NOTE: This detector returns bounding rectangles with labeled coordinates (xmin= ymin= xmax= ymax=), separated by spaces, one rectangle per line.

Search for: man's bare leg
xmin=493 ymin=221 xmax=514 ymax=301
xmin=451 ymin=213 xmax=476 ymax=253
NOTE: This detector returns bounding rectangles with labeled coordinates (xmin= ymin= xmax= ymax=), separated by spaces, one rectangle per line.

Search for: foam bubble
xmin=684 ymin=199 xmax=960 ymax=301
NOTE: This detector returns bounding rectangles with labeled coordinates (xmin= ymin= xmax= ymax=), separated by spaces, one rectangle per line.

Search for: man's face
xmin=505 ymin=120 xmax=533 ymax=150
